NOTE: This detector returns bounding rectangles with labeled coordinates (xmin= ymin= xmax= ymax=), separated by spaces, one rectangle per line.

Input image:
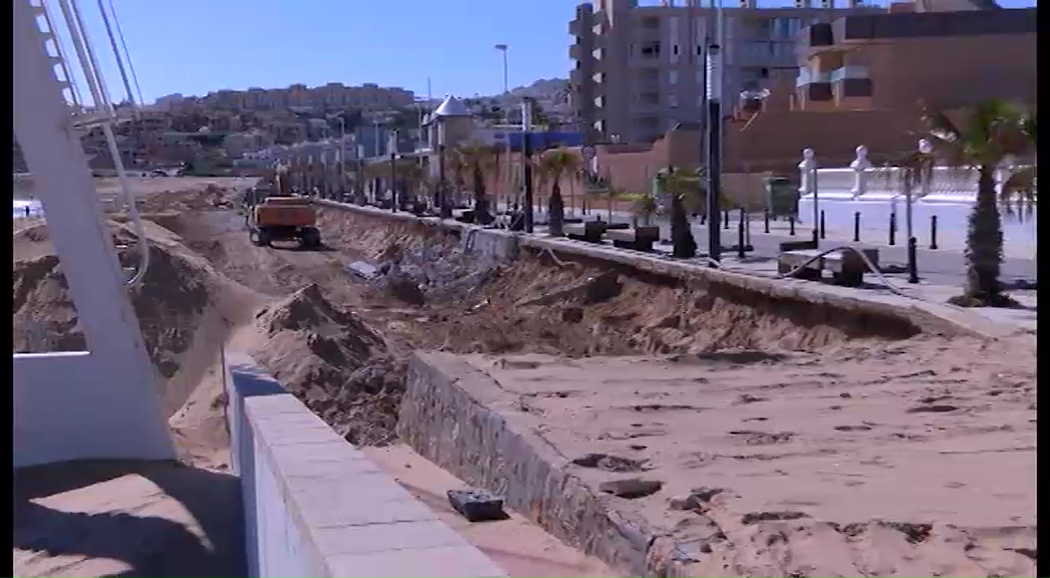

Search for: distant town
xmin=11 ymin=78 xmax=573 ymax=176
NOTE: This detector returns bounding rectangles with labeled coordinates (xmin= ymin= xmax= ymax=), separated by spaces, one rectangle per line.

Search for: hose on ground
xmin=707 ymin=245 xmax=920 ymax=300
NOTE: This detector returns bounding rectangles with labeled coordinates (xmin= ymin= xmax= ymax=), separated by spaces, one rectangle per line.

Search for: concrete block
xmin=447 ymin=489 xmax=506 ymax=522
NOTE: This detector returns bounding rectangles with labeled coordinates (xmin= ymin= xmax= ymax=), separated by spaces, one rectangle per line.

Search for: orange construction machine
xmin=247 ymin=171 xmax=322 ymax=249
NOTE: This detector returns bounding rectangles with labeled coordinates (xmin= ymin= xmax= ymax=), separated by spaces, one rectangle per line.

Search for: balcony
xmin=795 ymin=69 xmax=831 ymax=88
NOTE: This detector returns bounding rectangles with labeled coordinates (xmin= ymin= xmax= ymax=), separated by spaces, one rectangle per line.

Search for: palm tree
xmin=455 ymin=143 xmax=498 ymax=224
xmin=395 ymin=158 xmax=425 ymax=211
xmin=537 ymin=149 xmax=582 ymax=236
xmin=656 ymin=166 xmax=707 ymax=259
xmin=919 ymin=101 xmax=1036 ymax=307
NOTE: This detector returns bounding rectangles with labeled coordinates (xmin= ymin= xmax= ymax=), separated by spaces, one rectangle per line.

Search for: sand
xmin=12 ymin=177 xmax=1037 ymax=577
xmin=459 ymin=344 xmax=1036 ymax=578
xmin=365 ymin=444 xmax=618 ymax=577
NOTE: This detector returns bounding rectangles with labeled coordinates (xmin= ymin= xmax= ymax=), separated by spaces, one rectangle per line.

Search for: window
xmin=669 ymin=94 xmax=679 ymax=108
xmin=669 ymin=70 xmax=679 ymax=85
xmin=639 ymin=42 xmax=661 ymax=58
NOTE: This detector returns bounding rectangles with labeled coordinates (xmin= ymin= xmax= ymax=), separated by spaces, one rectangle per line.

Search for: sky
xmin=70 ymin=0 xmax=1037 ymax=104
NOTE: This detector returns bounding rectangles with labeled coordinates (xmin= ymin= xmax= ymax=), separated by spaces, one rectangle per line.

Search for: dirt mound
xmin=250 ymin=284 xmax=406 ymax=446
xmin=12 ymin=219 xmax=232 ymax=411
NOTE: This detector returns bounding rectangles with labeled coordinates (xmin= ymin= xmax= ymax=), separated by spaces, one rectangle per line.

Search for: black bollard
xmin=907 ymin=237 xmax=919 ymax=284
xmin=819 ymin=210 xmax=826 ymax=240
xmin=889 ymin=213 xmax=897 ymax=246
xmin=723 ymin=210 xmax=730 ymax=230
xmin=929 ymin=215 xmax=939 ymax=250
xmin=789 ymin=216 xmax=796 ymax=236
xmin=763 ymin=208 xmax=770 ymax=234
xmin=737 ymin=217 xmax=746 ymax=259
xmin=853 ymin=211 xmax=861 ymax=242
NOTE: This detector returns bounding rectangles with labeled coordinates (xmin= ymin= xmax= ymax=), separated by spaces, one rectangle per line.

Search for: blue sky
xmin=74 ymin=0 xmax=1036 ymax=103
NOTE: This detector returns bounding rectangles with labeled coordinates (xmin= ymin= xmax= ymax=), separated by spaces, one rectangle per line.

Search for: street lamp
xmin=705 ymin=41 xmax=724 ymax=264
xmin=495 ymin=43 xmax=511 ymax=211
xmin=522 ymin=97 xmax=535 ymax=233
xmin=356 ymin=144 xmax=365 ymax=205
xmin=908 ymin=138 xmax=934 ymax=284
xmin=388 ymin=130 xmax=398 ymax=212
xmin=437 ymin=121 xmax=449 ymax=218
xmin=800 ymin=147 xmax=820 ymax=246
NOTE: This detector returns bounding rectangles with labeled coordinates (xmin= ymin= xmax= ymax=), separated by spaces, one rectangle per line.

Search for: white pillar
xmin=13 ymin=0 xmax=173 ymax=466
xmin=849 ymin=145 xmax=871 ymax=198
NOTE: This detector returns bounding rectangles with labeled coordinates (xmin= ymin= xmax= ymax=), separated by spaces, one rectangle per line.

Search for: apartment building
xmin=569 ymin=0 xmax=881 ymax=144
xmin=793 ymin=4 xmax=1036 ymax=112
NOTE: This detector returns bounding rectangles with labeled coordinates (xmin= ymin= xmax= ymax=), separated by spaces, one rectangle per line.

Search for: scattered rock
xmin=669 ymin=487 xmax=726 ymax=511
xmin=386 ymin=275 xmax=426 ymax=306
xmin=741 ymin=511 xmax=810 ymax=524
xmin=599 ymin=478 xmax=663 ymax=499
xmin=907 ymin=404 xmax=960 ymax=414
xmin=447 ymin=489 xmax=507 ymax=523
xmin=561 ymin=306 xmax=584 ymax=323
xmin=886 ymin=521 xmax=933 ymax=544
xmin=582 ymin=271 xmax=623 ymax=305
xmin=571 ymin=453 xmax=649 ymax=472
xmin=736 ymin=393 xmax=768 ymax=405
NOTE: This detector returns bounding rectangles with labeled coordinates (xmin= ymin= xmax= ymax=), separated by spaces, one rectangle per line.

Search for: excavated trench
xmin=20 ymin=189 xmax=1032 ymax=577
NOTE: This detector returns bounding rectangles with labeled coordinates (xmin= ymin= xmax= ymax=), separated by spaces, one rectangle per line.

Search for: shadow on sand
xmin=14 ymin=459 xmax=244 ymax=578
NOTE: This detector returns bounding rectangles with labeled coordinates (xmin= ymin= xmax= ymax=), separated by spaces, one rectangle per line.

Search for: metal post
xmin=889 ymin=213 xmax=897 ymax=246
xmin=930 ymin=215 xmax=938 ymax=250
xmin=907 ymin=237 xmax=919 ymax=284
xmin=437 ymin=122 xmax=449 ymax=218
xmin=522 ymin=97 xmax=535 ymax=233
xmin=737 ymin=209 xmax=746 ymax=259
xmin=819 ymin=209 xmax=826 ymax=240
xmin=800 ymin=148 xmax=817 ymax=247
xmin=853 ymin=211 xmax=861 ymax=242
xmin=523 ymin=131 xmax=535 ymax=233
xmin=705 ymin=42 xmax=723 ymax=265
xmin=388 ymin=130 xmax=398 ymax=212
xmin=764 ymin=209 xmax=770 ymax=234
xmin=789 ymin=217 xmax=795 ymax=236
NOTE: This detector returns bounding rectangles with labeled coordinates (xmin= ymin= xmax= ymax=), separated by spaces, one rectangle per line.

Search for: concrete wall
xmin=13 ymin=351 xmax=172 ymax=467
xmin=225 ymin=350 xmax=507 ymax=578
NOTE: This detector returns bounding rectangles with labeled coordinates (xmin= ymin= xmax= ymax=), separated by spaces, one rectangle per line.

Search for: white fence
xmin=797 ymin=146 xmax=1037 ymax=253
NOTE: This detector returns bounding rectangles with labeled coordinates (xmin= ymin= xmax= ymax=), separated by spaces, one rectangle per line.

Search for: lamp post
xmin=495 ymin=43 xmax=511 ymax=212
xmin=705 ymin=41 xmax=723 ymax=264
xmin=437 ymin=122 xmax=449 ymax=218
xmin=801 ymin=148 xmax=820 ymax=246
xmin=908 ymin=138 xmax=933 ymax=284
xmin=388 ymin=130 xmax=398 ymax=212
xmin=338 ymin=116 xmax=346 ymax=198
xmin=522 ymin=97 xmax=535 ymax=233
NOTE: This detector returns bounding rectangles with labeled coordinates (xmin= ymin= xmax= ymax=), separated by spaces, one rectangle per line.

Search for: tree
xmin=395 ymin=158 xmax=425 ymax=209
xmin=537 ymin=149 xmax=582 ymax=237
xmin=452 ymin=143 xmax=497 ymax=222
xmin=919 ymin=101 xmax=1036 ymax=307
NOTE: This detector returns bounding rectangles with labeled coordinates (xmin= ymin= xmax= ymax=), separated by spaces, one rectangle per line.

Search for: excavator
xmin=245 ymin=165 xmax=323 ymax=249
